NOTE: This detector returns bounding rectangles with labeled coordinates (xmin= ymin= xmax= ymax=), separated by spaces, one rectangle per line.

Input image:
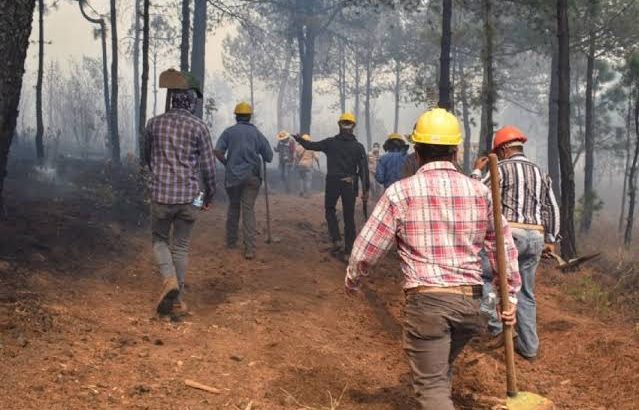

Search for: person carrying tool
xmin=144 ymin=79 xmax=216 ymax=316
xmin=274 ymin=131 xmax=295 ymax=193
xmin=293 ymin=113 xmax=369 ymax=258
xmin=375 ymin=133 xmax=409 ymax=189
xmin=345 ymin=108 xmax=521 ymax=410
xmin=367 ymin=142 xmax=382 ymax=198
xmin=294 ymin=134 xmax=320 ymax=198
xmin=214 ymin=102 xmax=273 ymax=260
xmin=472 ymin=125 xmax=560 ymax=361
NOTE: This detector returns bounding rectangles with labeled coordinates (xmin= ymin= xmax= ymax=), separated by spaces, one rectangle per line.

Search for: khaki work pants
xmin=403 ymin=291 xmax=484 ymax=410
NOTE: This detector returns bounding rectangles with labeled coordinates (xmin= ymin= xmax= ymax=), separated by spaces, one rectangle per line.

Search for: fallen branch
xmin=184 ymin=379 xmax=221 ymax=394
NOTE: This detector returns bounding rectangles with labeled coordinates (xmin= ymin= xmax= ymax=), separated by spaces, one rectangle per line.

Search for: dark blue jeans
xmin=481 ymin=228 xmax=544 ymax=358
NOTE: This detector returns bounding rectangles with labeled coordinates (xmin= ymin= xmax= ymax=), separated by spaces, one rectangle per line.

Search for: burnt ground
xmin=0 ymin=171 xmax=638 ymax=409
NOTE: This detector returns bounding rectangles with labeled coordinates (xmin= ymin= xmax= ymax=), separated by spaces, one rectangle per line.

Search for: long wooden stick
xmin=488 ymin=153 xmax=518 ymax=398
xmin=184 ymin=379 xmax=221 ymax=394
xmin=263 ymin=161 xmax=272 ymax=244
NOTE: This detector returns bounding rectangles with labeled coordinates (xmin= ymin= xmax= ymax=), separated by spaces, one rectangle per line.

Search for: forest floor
xmin=1 ymin=169 xmax=638 ymax=409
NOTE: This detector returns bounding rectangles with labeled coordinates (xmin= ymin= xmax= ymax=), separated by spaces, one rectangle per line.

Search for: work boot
xmin=156 ymin=276 xmax=179 ymax=315
xmin=172 ymin=300 xmax=190 ymax=316
xmin=244 ymin=248 xmax=255 ymax=260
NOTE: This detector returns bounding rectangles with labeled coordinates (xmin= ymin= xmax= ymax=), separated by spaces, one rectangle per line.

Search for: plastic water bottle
xmin=192 ymin=191 xmax=204 ymax=208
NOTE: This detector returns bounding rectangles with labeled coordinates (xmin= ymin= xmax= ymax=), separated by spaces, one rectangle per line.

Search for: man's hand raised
xmin=474 ymin=156 xmax=489 ymax=172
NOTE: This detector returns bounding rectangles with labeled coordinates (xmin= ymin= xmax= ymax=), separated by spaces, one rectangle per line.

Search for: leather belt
xmin=509 ymin=222 xmax=544 ymax=233
xmin=405 ymin=285 xmax=482 ymax=298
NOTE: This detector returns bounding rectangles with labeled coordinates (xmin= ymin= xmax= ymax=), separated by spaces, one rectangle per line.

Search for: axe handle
xmin=489 ymin=154 xmax=518 ymax=397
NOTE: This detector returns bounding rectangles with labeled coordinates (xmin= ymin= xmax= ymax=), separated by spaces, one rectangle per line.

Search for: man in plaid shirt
xmin=145 ymin=87 xmax=216 ymax=316
xmin=345 ymin=108 xmax=521 ymax=410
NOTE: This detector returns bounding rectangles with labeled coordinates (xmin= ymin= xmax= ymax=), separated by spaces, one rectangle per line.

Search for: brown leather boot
xmin=156 ymin=276 xmax=179 ymax=315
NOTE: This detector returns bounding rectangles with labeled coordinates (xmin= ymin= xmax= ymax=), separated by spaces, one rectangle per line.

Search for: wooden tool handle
xmin=488 ymin=154 xmax=518 ymax=397
xmin=263 ymin=161 xmax=272 ymax=243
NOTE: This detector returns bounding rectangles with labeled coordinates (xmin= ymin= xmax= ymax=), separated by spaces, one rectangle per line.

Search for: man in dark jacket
xmin=293 ymin=113 xmax=369 ymax=257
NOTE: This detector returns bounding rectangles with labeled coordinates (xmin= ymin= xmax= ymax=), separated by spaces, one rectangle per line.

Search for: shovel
xmin=545 ymin=251 xmax=600 ymax=272
xmin=488 ymin=154 xmax=555 ymax=410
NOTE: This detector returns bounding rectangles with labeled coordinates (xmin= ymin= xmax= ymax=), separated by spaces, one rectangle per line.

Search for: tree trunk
xmin=479 ymin=0 xmax=495 ymax=152
xmin=458 ymin=57 xmax=472 ymax=173
xmin=79 ymin=1 xmax=112 ymax=150
xmin=249 ymin=57 xmax=255 ymax=112
xmin=276 ymin=48 xmax=292 ymax=131
xmin=133 ymin=0 xmax=141 ymax=156
xmin=297 ymin=25 xmax=315 ymax=134
xmin=191 ymin=0 xmax=206 ymax=118
xmin=548 ymin=38 xmax=561 ymax=197
xmin=580 ymin=0 xmax=597 ymax=233
xmin=625 ymin=83 xmax=639 ymax=246
xmin=393 ymin=60 xmax=401 ymax=133
xmin=138 ymin=0 xmax=150 ymax=165
xmin=153 ymin=51 xmax=158 ymax=116
xmin=180 ymin=0 xmax=190 ymax=71
xmin=619 ymin=92 xmax=632 ymax=232
xmin=110 ymin=0 xmax=121 ymax=164
xmin=338 ymin=43 xmax=346 ymax=114
xmin=354 ymin=55 xmax=360 ymax=121
xmin=0 ymin=0 xmax=36 ymax=215
xmin=365 ymin=48 xmax=372 ymax=150
xmin=438 ymin=0 xmax=452 ymax=111
xmin=35 ymin=0 xmax=45 ymax=163
xmin=557 ymin=0 xmax=577 ymax=259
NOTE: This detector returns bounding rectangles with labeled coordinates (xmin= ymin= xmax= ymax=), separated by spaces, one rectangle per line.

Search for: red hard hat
xmin=492 ymin=126 xmax=528 ymax=152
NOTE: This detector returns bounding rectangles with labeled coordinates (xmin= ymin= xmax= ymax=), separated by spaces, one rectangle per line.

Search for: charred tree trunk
xmin=297 ymin=24 xmax=315 ymax=134
xmin=548 ymin=38 xmax=561 ymax=197
xmin=180 ymin=0 xmax=190 ymax=71
xmin=0 ymin=0 xmax=36 ymax=215
xmin=78 ymin=0 xmax=111 ymax=152
xmin=557 ymin=0 xmax=577 ymax=259
xmin=438 ymin=0 xmax=452 ymax=111
xmin=138 ymin=0 xmax=150 ymax=165
xmin=580 ymin=0 xmax=597 ymax=233
xmin=479 ymin=0 xmax=495 ymax=152
xmin=191 ymin=0 xmax=206 ymax=118
xmin=35 ymin=0 xmax=45 ymax=163
xmin=393 ymin=59 xmax=401 ymax=133
xmin=624 ymin=83 xmax=639 ymax=246
xmin=364 ymin=48 xmax=372 ymax=150
xmin=133 ymin=0 xmax=141 ymax=156
xmin=109 ymin=0 xmax=121 ymax=164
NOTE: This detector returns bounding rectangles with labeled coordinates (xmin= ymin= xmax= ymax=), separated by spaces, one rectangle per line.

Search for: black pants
xmin=325 ymin=176 xmax=357 ymax=252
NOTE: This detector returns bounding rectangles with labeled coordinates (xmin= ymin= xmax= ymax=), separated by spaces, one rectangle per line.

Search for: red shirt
xmin=346 ymin=161 xmax=521 ymax=297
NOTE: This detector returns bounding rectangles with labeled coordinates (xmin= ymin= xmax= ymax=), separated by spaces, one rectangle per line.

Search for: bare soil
xmin=1 ymin=189 xmax=638 ymax=409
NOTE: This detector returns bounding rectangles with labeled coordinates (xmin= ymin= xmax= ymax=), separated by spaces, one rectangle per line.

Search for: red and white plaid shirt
xmin=346 ymin=161 xmax=521 ymax=296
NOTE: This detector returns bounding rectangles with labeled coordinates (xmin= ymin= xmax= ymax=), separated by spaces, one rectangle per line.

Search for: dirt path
xmin=1 ymin=193 xmax=638 ymax=409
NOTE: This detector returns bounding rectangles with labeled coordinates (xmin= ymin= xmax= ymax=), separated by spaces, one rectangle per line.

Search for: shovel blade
xmin=507 ymin=392 xmax=554 ymax=410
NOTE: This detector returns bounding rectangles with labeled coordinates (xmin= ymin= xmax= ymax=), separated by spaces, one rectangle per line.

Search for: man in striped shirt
xmin=346 ymin=109 xmax=520 ymax=410
xmin=472 ymin=126 xmax=560 ymax=360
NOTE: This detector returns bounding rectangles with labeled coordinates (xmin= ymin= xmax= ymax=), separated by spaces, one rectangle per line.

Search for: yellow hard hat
xmin=411 ymin=108 xmax=462 ymax=145
xmin=276 ymin=131 xmax=290 ymax=141
xmin=302 ymin=134 xmax=312 ymax=141
xmin=338 ymin=112 xmax=357 ymax=124
xmin=234 ymin=102 xmax=253 ymax=115
xmin=387 ymin=133 xmax=404 ymax=141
